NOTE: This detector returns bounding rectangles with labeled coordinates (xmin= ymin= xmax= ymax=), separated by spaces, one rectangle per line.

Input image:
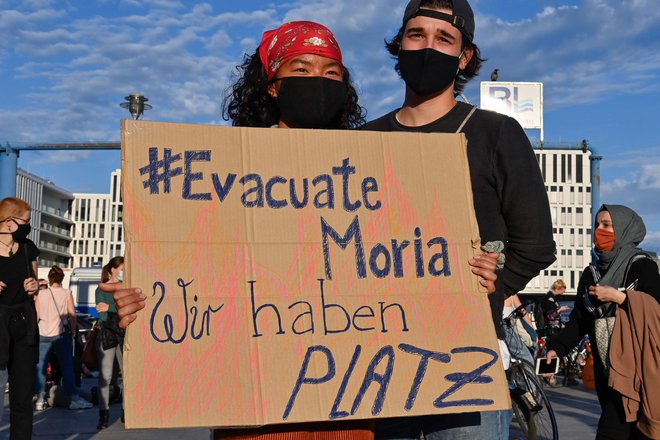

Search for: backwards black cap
xmin=402 ymin=0 xmax=475 ymax=42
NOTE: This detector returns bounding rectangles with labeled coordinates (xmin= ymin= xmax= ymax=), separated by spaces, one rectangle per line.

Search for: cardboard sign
xmin=121 ymin=120 xmax=509 ymax=429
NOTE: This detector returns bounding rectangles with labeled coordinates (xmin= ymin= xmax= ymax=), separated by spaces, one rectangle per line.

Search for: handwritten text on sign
xmin=121 ymin=122 xmax=507 ymax=428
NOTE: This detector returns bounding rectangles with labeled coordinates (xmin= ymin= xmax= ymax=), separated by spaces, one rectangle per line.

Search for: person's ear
xmin=267 ymin=82 xmax=278 ymax=99
xmin=4 ymin=218 xmax=16 ymax=232
xmin=459 ymin=47 xmax=473 ymax=70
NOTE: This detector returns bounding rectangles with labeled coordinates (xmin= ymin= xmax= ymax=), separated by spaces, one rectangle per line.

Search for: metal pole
xmin=589 ymin=146 xmax=602 ymax=264
xmin=0 ymin=146 xmax=19 ymax=199
xmin=590 ymin=153 xmax=602 ymax=221
xmin=0 ymin=142 xmax=120 ymax=199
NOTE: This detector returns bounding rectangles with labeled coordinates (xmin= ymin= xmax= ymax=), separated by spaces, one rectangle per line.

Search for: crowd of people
xmin=1 ymin=0 xmax=659 ymax=439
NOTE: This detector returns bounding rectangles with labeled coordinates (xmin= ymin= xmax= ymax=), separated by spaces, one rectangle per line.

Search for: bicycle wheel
xmin=511 ymin=390 xmax=530 ymax=437
xmin=509 ymin=363 xmax=558 ymax=440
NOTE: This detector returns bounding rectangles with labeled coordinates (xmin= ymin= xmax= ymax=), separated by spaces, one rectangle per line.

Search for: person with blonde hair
xmin=539 ymin=278 xmax=570 ymax=332
xmin=0 ymin=197 xmax=39 ymax=439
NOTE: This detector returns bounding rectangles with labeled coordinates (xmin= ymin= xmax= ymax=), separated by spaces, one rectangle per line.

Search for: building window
xmin=552 ymin=154 xmax=557 ymax=183
xmin=112 ymin=175 xmax=118 ymax=203
xmin=576 ymin=154 xmax=583 ymax=183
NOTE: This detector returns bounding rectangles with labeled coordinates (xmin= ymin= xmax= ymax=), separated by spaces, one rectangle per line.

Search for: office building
xmin=70 ymin=169 xmax=124 ymax=267
xmin=521 ymin=147 xmax=595 ymax=296
xmin=15 ymin=168 xmax=75 ymax=268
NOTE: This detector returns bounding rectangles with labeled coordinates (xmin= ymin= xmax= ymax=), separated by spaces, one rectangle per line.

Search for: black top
xmin=548 ymin=257 xmax=660 ymax=358
xmin=0 ymin=239 xmax=39 ymax=368
xmin=539 ymin=291 xmax=562 ymax=328
xmin=363 ymin=103 xmax=556 ymax=337
xmin=0 ymin=239 xmax=39 ymax=306
xmin=547 ymin=257 xmax=660 ymax=396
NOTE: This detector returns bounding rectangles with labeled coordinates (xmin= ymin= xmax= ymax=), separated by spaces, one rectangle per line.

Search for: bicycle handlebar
xmin=504 ymin=303 xmax=527 ymax=325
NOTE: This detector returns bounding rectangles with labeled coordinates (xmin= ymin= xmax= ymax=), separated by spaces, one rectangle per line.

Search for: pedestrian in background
xmin=546 ymin=204 xmax=660 ymax=439
xmin=0 ymin=197 xmax=40 ymax=440
xmin=361 ymin=0 xmax=556 ymax=438
xmin=502 ymin=294 xmax=536 ymax=365
xmin=34 ymin=266 xmax=92 ymax=410
xmin=538 ymin=279 xmax=570 ymax=333
xmin=95 ymin=256 xmax=126 ymax=430
xmin=537 ymin=279 xmax=571 ymax=387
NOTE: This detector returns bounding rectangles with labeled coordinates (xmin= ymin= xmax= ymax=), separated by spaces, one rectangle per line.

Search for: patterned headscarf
xmin=258 ymin=21 xmax=343 ymax=81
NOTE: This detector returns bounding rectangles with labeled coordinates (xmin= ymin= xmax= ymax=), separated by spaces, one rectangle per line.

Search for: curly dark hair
xmin=222 ymin=49 xmax=366 ymax=129
xmin=385 ymin=0 xmax=485 ymax=95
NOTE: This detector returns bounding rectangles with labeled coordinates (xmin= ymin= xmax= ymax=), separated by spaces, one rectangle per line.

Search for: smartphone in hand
xmin=536 ymin=356 xmax=559 ymax=375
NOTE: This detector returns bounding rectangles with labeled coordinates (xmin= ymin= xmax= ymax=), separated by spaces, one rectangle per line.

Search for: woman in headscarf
xmin=546 ymin=204 xmax=660 ymax=439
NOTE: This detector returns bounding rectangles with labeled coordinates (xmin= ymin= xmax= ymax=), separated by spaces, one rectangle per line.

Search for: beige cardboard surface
xmin=121 ymin=120 xmax=509 ymax=429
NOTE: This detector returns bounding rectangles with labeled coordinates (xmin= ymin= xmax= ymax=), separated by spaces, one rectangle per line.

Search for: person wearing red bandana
xmin=223 ymin=20 xmax=365 ymax=130
xmin=547 ymin=204 xmax=660 ymax=439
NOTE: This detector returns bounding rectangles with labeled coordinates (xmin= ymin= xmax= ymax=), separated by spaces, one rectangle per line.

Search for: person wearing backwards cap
xmin=363 ymin=1 xmax=556 ymax=439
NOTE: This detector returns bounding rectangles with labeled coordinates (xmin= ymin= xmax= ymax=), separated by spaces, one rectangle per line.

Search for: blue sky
xmin=1 ymin=0 xmax=660 ymax=253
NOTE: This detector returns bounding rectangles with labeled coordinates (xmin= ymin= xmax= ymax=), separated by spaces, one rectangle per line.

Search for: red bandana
xmin=258 ymin=21 xmax=343 ymax=81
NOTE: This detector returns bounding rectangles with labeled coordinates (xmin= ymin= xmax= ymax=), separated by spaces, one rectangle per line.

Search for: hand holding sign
xmin=99 ymin=282 xmax=146 ymax=329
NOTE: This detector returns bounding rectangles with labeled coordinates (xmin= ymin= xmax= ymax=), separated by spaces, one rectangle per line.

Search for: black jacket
xmin=547 ymin=257 xmax=660 ymax=397
xmin=363 ymin=103 xmax=556 ymax=337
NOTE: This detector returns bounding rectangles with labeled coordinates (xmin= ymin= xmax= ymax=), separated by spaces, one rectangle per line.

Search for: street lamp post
xmin=120 ymin=93 xmax=152 ymax=120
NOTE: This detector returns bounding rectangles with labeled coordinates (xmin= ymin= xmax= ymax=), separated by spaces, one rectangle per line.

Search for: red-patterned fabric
xmin=213 ymin=421 xmax=375 ymax=440
xmin=258 ymin=21 xmax=343 ymax=80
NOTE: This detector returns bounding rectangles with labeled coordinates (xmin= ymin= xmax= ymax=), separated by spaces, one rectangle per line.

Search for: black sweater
xmin=363 ymin=103 xmax=556 ymax=337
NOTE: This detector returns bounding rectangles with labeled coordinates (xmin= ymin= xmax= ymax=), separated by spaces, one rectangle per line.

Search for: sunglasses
xmin=39 ymin=284 xmax=48 ymax=289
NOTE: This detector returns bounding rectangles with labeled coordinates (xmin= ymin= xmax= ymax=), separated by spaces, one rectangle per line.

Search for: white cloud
xmin=474 ymin=0 xmax=660 ymax=109
xmin=2 ymin=0 xmax=660 ymax=197
xmin=639 ymin=164 xmax=660 ymax=190
xmin=644 ymin=231 xmax=660 ymax=254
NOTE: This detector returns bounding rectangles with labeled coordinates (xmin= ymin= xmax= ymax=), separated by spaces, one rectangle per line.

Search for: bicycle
xmin=561 ymin=334 xmax=590 ymax=386
xmin=504 ymin=304 xmax=559 ymax=440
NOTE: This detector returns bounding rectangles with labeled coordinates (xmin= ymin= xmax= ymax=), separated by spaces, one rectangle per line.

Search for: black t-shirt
xmin=363 ymin=103 xmax=556 ymax=338
xmin=0 ymin=239 xmax=39 ymax=306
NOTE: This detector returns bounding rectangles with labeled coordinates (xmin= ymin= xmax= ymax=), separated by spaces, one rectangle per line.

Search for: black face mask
xmin=398 ymin=48 xmax=460 ymax=97
xmin=275 ymin=77 xmax=347 ymax=129
xmin=11 ymin=219 xmax=31 ymax=241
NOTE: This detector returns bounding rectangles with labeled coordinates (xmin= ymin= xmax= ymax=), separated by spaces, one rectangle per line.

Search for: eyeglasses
xmin=11 ymin=217 xmax=31 ymax=224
